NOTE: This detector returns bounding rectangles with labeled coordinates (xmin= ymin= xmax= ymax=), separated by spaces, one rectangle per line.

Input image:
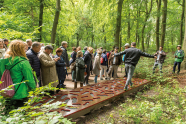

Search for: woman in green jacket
xmin=173 ymin=45 xmax=185 ymax=74
xmin=2 ymin=40 xmax=36 ymax=114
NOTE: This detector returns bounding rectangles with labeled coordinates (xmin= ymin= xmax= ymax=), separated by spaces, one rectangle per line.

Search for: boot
xmin=74 ymin=82 xmax=77 ymax=89
xmin=80 ymin=82 xmax=83 ymax=87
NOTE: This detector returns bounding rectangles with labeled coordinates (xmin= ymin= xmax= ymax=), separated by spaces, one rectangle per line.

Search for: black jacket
xmin=115 ymin=47 xmax=154 ymax=66
xmin=54 ymin=55 xmax=66 ymax=81
xmin=84 ymin=51 xmax=92 ymax=69
xmin=26 ymin=49 xmax=41 ymax=77
xmin=60 ymin=46 xmax=69 ymax=67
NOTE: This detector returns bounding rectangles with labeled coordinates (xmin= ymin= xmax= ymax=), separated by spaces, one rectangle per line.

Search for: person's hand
xmin=54 ymin=58 xmax=58 ymax=62
xmin=99 ymin=68 xmax=101 ymax=70
xmin=85 ymin=65 xmax=87 ymax=68
xmin=154 ymin=56 xmax=157 ymax=59
xmin=112 ymin=55 xmax=114 ymax=57
xmin=57 ymin=57 xmax=60 ymax=60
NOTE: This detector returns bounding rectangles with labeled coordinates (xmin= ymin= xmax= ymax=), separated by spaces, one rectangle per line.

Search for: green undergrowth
xmin=0 ymin=82 xmax=74 ymax=124
xmin=95 ymin=52 xmax=186 ymax=124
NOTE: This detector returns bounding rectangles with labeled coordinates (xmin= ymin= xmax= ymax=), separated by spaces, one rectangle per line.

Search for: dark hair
xmin=115 ymin=47 xmax=119 ymax=49
xmin=3 ymin=39 xmax=8 ymax=42
xmin=131 ymin=42 xmax=136 ymax=46
xmin=160 ymin=46 xmax=163 ymax=48
xmin=103 ymin=49 xmax=106 ymax=53
xmin=32 ymin=42 xmax=41 ymax=48
xmin=72 ymin=47 xmax=76 ymax=51
xmin=45 ymin=45 xmax=53 ymax=50
xmin=56 ymin=48 xmax=63 ymax=53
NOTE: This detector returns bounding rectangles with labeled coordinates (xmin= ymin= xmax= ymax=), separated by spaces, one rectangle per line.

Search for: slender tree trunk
xmin=136 ymin=10 xmax=139 ymax=45
xmin=160 ymin=0 xmax=167 ymax=47
xmin=120 ymin=34 xmax=122 ymax=51
xmin=103 ymin=25 xmax=106 ymax=44
xmin=156 ymin=0 xmax=161 ymax=50
xmin=180 ymin=0 xmax=185 ymax=45
xmin=114 ymin=0 xmax=124 ymax=47
xmin=91 ymin=34 xmax=94 ymax=47
xmin=141 ymin=0 xmax=153 ymax=52
xmin=128 ymin=10 xmax=131 ymax=44
xmin=38 ymin=0 xmax=44 ymax=42
xmin=182 ymin=0 xmax=186 ymax=69
xmin=50 ymin=0 xmax=61 ymax=44
xmin=76 ymin=33 xmax=79 ymax=47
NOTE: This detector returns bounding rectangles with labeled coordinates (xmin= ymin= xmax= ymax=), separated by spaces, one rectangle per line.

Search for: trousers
xmin=100 ymin=65 xmax=108 ymax=79
xmin=108 ymin=65 xmax=118 ymax=79
xmin=153 ymin=61 xmax=163 ymax=73
xmin=173 ymin=62 xmax=181 ymax=73
xmin=125 ymin=64 xmax=135 ymax=90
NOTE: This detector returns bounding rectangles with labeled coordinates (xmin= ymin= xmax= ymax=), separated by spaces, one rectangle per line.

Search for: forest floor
xmin=65 ymin=68 xmax=186 ymax=124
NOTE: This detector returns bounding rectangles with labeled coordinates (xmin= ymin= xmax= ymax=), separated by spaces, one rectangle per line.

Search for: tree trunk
xmin=141 ymin=0 xmax=153 ymax=52
xmin=114 ymin=0 xmax=124 ymax=47
xmin=160 ymin=0 xmax=167 ymax=47
xmin=180 ymin=0 xmax=185 ymax=45
xmin=156 ymin=0 xmax=161 ymax=50
xmin=136 ymin=9 xmax=140 ymax=45
xmin=50 ymin=0 xmax=61 ymax=44
xmin=182 ymin=0 xmax=186 ymax=69
xmin=91 ymin=34 xmax=94 ymax=47
xmin=76 ymin=33 xmax=79 ymax=47
xmin=38 ymin=0 xmax=44 ymax=42
xmin=128 ymin=10 xmax=131 ymax=45
xmin=119 ymin=34 xmax=122 ymax=51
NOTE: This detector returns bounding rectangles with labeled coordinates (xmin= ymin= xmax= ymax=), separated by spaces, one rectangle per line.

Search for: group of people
xmin=0 ymin=39 xmax=185 ymax=112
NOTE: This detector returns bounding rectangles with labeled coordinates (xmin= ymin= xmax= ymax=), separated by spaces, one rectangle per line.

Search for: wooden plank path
xmin=32 ymin=77 xmax=151 ymax=120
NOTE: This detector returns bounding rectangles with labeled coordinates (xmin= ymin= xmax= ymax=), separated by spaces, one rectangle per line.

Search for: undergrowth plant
xmin=0 ymin=81 xmax=74 ymax=124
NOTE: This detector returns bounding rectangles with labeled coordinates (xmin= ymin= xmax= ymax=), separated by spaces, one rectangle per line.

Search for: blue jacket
xmin=54 ymin=55 xmax=66 ymax=81
xmin=122 ymin=54 xmax=125 ymax=62
xmin=101 ymin=53 xmax=108 ymax=66
xmin=26 ymin=49 xmax=41 ymax=77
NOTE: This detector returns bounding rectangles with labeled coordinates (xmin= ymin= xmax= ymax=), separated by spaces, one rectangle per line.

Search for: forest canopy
xmin=0 ymin=0 xmax=185 ymax=51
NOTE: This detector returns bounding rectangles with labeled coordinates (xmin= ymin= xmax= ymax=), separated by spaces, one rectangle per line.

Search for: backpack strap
xmin=9 ymin=60 xmax=26 ymax=70
xmin=9 ymin=60 xmax=26 ymax=94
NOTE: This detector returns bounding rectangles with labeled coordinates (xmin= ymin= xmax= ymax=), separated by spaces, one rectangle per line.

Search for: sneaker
xmin=105 ymin=78 xmax=107 ymax=80
xmin=177 ymin=71 xmax=180 ymax=74
xmin=83 ymin=84 xmax=86 ymax=86
xmin=100 ymin=78 xmax=103 ymax=80
xmin=72 ymin=80 xmax=74 ymax=82
xmin=86 ymin=83 xmax=90 ymax=86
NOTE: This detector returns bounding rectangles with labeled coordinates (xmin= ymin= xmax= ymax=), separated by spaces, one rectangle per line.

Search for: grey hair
xmin=61 ymin=41 xmax=68 ymax=46
xmin=32 ymin=42 xmax=41 ymax=48
xmin=45 ymin=45 xmax=53 ymax=50
xmin=26 ymin=39 xmax=32 ymax=43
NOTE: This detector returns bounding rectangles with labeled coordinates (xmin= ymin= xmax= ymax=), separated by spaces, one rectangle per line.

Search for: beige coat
xmin=93 ymin=54 xmax=101 ymax=75
xmin=39 ymin=52 xmax=58 ymax=87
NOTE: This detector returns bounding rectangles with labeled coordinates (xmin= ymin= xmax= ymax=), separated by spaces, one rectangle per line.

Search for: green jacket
xmin=0 ymin=56 xmax=36 ymax=100
xmin=174 ymin=50 xmax=185 ymax=62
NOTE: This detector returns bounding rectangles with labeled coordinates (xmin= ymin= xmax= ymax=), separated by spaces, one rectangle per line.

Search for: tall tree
xmin=114 ymin=0 xmax=124 ymax=47
xmin=183 ymin=0 xmax=186 ymax=69
xmin=180 ymin=0 xmax=185 ymax=45
xmin=50 ymin=0 xmax=61 ymax=44
xmin=160 ymin=0 xmax=167 ymax=47
xmin=156 ymin=0 xmax=161 ymax=50
xmin=141 ymin=0 xmax=153 ymax=52
xmin=38 ymin=0 xmax=44 ymax=42
xmin=127 ymin=4 xmax=131 ymax=45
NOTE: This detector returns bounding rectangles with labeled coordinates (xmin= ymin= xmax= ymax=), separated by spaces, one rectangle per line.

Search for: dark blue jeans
xmin=59 ymin=80 xmax=65 ymax=86
xmin=173 ymin=62 xmax=181 ymax=73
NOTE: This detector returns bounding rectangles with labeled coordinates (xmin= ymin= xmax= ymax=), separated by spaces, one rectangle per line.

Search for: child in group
xmin=75 ymin=51 xmax=87 ymax=88
xmin=93 ymin=49 xmax=102 ymax=83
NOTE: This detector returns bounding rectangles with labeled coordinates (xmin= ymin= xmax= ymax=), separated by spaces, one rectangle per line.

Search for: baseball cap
xmin=124 ymin=43 xmax=130 ymax=47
